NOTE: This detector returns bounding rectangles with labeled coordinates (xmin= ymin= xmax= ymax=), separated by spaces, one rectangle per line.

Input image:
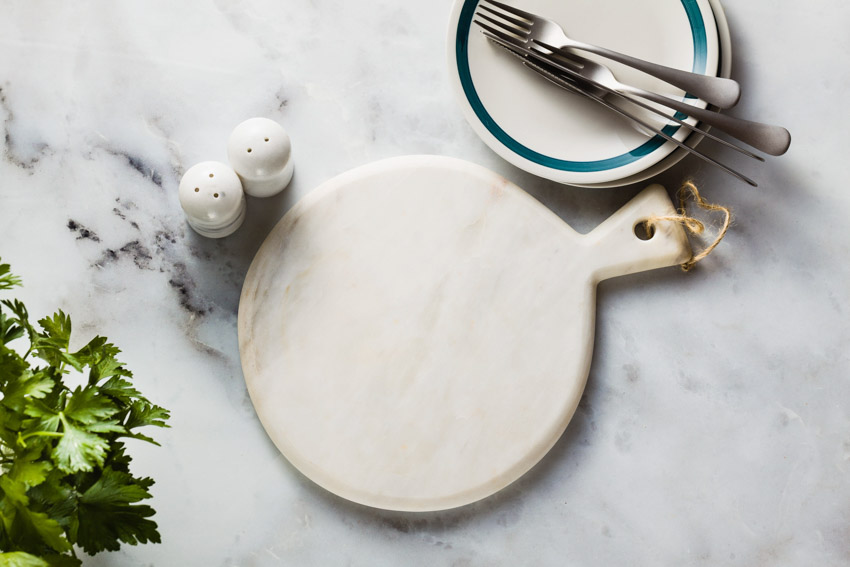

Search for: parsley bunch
xmin=0 ymin=258 xmax=170 ymax=566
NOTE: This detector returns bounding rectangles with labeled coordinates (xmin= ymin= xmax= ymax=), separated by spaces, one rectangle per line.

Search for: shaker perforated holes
xmin=227 ymin=117 xmax=293 ymax=198
xmin=178 ymin=161 xmax=246 ymax=239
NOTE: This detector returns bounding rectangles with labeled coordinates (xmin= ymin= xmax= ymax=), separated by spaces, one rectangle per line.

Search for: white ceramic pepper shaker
xmin=178 ymin=161 xmax=246 ymax=238
xmin=227 ymin=118 xmax=294 ymax=198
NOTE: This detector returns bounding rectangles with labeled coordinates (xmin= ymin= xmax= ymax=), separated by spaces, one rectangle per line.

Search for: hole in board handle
xmin=634 ymin=221 xmax=655 ymax=241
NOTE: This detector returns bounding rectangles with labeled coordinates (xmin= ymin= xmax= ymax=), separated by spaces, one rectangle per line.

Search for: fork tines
xmin=477 ymin=2 xmax=531 ymax=36
xmin=480 ymin=0 xmax=536 ymax=22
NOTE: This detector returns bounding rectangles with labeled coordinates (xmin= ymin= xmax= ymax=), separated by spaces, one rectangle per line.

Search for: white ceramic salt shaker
xmin=227 ymin=118 xmax=294 ymax=198
xmin=178 ymin=161 xmax=246 ymax=238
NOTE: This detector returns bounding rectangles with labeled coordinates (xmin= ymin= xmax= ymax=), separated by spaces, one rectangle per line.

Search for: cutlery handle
xmin=512 ymin=53 xmax=759 ymax=186
xmin=625 ymin=87 xmax=791 ymax=156
xmin=563 ymin=40 xmax=741 ymax=110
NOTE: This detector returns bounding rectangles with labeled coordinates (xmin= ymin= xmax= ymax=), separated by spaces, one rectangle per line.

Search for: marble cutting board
xmin=238 ymin=155 xmax=690 ymax=512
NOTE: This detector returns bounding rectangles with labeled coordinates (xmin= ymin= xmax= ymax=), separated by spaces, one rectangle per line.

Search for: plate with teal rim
xmin=447 ymin=0 xmax=720 ymax=186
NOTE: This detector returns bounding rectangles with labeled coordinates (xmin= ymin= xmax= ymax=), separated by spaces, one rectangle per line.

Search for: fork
xmin=475 ymin=19 xmax=792 ymax=156
xmin=482 ymin=32 xmax=759 ymax=186
xmin=475 ymin=24 xmax=765 ymax=163
xmin=476 ymin=0 xmax=741 ymax=109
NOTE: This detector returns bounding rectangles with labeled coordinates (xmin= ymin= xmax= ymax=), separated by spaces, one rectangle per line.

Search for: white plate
xmin=574 ymin=0 xmax=732 ymax=188
xmin=447 ymin=0 xmax=720 ymax=185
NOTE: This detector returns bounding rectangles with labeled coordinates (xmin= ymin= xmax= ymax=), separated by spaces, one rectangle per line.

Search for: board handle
xmin=584 ymin=184 xmax=692 ymax=282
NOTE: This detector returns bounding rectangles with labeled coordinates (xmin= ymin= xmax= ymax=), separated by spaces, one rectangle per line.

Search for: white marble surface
xmin=0 ymin=1 xmax=847 ymax=565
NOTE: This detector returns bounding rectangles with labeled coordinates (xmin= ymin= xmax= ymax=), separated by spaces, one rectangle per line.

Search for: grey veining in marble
xmin=0 ymin=1 xmax=848 ymax=565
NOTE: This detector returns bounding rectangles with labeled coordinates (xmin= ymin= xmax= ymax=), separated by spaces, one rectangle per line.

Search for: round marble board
xmin=238 ymin=156 xmax=690 ymax=511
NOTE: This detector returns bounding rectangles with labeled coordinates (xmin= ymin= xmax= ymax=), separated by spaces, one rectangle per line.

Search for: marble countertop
xmin=1 ymin=1 xmax=847 ymax=565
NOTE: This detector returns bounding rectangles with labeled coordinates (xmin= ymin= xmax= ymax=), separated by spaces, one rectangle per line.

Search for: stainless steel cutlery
xmin=472 ymin=1 xmax=791 ymax=184
xmin=478 ymin=0 xmax=742 ymax=109
xmin=484 ymin=33 xmax=759 ymax=186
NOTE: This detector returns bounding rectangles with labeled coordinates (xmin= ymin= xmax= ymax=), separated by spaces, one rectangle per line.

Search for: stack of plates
xmin=448 ymin=0 xmax=732 ymax=188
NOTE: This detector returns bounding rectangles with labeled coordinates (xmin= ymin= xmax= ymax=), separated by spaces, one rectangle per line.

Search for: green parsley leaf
xmin=0 ymin=311 xmax=25 ymax=348
xmin=63 ymin=387 xmax=118 ymax=426
xmin=0 ymin=552 xmax=80 ymax=567
xmin=52 ymin=417 xmax=109 ymax=474
xmin=0 ymin=476 xmax=29 ymax=508
xmin=0 ymin=474 xmax=70 ymax=555
xmin=0 ymin=300 xmax=35 ymax=346
xmin=75 ymin=468 xmax=160 ymax=554
xmin=16 ymin=509 xmax=69 ymax=555
xmin=0 ymin=263 xmax=21 ymax=291
xmin=7 ymin=454 xmax=51 ymax=492
xmin=32 ymin=313 xmax=79 ymax=373
xmin=1 ymin=369 xmax=54 ymax=414
xmin=0 ymin=551 xmax=50 ymax=567
xmin=96 ymin=377 xmax=141 ymax=406
xmin=0 ymin=257 xmax=169 ymax=562
xmin=71 ymin=338 xmax=129 ymax=385
xmin=41 ymin=555 xmax=81 ymax=567
xmin=124 ymin=401 xmax=170 ymax=433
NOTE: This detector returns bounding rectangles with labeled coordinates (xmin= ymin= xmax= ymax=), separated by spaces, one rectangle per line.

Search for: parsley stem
xmin=17 ymin=430 xmax=63 ymax=447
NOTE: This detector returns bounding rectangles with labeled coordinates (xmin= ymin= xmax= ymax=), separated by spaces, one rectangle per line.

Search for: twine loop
xmin=645 ymin=180 xmax=732 ymax=272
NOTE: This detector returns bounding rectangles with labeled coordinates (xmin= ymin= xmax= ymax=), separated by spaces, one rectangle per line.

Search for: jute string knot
xmin=645 ymin=180 xmax=731 ymax=272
